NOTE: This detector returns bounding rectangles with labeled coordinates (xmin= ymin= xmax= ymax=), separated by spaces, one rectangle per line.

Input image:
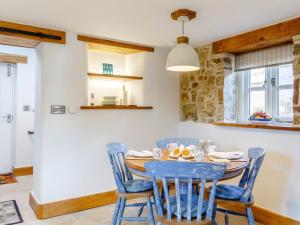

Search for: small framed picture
xmin=103 ymin=63 xmax=113 ymax=74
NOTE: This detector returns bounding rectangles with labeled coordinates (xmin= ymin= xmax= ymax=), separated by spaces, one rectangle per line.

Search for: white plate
xmin=208 ymin=151 xmax=244 ymax=160
xmin=126 ymin=150 xmax=153 ymax=158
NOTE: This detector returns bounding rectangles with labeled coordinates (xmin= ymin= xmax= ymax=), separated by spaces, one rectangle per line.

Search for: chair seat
xmin=124 ymin=179 xmax=153 ymax=193
xmin=166 ymin=194 xmax=208 ymax=218
xmin=216 ymin=184 xmax=245 ymax=200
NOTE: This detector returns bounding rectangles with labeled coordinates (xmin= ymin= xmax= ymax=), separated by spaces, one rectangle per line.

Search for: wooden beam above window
xmin=213 ymin=17 xmax=300 ymax=54
xmin=0 ymin=53 xmax=27 ymax=64
xmin=0 ymin=34 xmax=40 ymax=48
xmin=0 ymin=20 xmax=66 ymax=47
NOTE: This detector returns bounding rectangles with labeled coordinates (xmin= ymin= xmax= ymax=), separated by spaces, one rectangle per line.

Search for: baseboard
xmin=29 ymin=190 xmax=117 ymax=219
xmin=13 ymin=166 xmax=33 ymax=176
xmin=29 ymin=189 xmax=300 ymax=224
xmin=219 ymin=202 xmax=300 ymax=225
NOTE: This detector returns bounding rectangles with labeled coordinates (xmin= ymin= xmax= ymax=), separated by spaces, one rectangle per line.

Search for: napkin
xmin=208 ymin=151 xmax=244 ymax=159
xmin=126 ymin=150 xmax=153 ymax=158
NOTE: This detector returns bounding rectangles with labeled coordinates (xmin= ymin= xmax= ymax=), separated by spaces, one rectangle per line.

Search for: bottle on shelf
xmin=90 ymin=93 xmax=95 ymax=106
xmin=122 ymin=85 xmax=127 ymax=105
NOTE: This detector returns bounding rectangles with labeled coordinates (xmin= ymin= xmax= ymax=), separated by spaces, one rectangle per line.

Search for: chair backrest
xmin=107 ymin=143 xmax=133 ymax=193
xmin=145 ymin=161 xmax=226 ymax=222
xmin=156 ymin=137 xmax=199 ymax=149
xmin=239 ymin=147 xmax=266 ymax=202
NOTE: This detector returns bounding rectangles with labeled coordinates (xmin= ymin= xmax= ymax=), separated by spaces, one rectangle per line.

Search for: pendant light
xmin=166 ymin=9 xmax=200 ymax=72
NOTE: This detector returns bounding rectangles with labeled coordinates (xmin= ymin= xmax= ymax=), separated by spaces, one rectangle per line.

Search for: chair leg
xmin=117 ymin=198 xmax=126 ymax=225
xmin=211 ymin=203 xmax=218 ymax=225
xmin=152 ymin=196 xmax=158 ymax=214
xmin=137 ymin=205 xmax=144 ymax=217
xmin=225 ymin=211 xmax=229 ymax=225
xmin=147 ymin=197 xmax=155 ymax=225
xmin=246 ymin=207 xmax=255 ymax=225
xmin=112 ymin=197 xmax=121 ymax=225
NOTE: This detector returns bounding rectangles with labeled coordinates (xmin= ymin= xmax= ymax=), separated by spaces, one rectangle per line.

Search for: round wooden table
xmin=125 ymin=157 xmax=249 ymax=180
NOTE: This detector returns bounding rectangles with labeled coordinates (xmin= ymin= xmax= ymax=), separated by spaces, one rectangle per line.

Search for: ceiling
xmin=0 ymin=0 xmax=300 ymax=47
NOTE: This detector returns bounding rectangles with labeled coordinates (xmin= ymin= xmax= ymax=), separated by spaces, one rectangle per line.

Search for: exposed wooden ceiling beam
xmin=213 ymin=17 xmax=300 ymax=54
xmin=77 ymin=35 xmax=154 ymax=54
xmin=0 ymin=20 xmax=66 ymax=47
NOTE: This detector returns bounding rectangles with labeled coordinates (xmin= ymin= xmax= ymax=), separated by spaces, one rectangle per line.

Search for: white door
xmin=0 ymin=63 xmax=14 ymax=174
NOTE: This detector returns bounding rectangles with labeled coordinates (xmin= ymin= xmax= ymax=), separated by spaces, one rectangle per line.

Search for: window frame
xmin=237 ymin=63 xmax=293 ymax=122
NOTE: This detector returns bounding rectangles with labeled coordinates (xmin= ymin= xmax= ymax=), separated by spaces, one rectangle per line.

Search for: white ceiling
xmin=0 ymin=0 xmax=300 ymax=47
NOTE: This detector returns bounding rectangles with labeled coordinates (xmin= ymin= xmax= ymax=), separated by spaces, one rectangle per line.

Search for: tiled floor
xmin=0 ymin=176 xmax=262 ymax=225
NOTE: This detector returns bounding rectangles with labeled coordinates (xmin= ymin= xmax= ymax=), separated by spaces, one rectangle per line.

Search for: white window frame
xmin=237 ymin=63 xmax=293 ymax=122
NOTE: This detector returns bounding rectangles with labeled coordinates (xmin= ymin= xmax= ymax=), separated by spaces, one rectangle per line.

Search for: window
xmin=238 ymin=64 xmax=293 ymax=122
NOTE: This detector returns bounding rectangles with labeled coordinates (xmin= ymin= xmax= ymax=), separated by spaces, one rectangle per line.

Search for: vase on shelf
xmin=90 ymin=93 xmax=95 ymax=106
xmin=122 ymin=85 xmax=127 ymax=105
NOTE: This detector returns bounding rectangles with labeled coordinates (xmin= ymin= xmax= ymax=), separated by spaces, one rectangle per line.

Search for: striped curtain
xmin=235 ymin=44 xmax=293 ymax=71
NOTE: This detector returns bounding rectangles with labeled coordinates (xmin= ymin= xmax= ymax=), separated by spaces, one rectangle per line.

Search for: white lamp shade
xmin=166 ymin=43 xmax=200 ymax=72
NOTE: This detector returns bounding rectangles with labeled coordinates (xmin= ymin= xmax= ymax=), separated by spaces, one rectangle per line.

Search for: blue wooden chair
xmin=145 ymin=161 xmax=226 ymax=225
xmin=107 ymin=143 xmax=155 ymax=225
xmin=156 ymin=138 xmax=199 ymax=149
xmin=215 ymin=147 xmax=266 ymax=225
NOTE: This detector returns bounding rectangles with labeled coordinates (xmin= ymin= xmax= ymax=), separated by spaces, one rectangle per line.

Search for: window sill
xmin=213 ymin=121 xmax=300 ymax=132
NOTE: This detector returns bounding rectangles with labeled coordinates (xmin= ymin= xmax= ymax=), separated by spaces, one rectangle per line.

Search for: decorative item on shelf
xmin=249 ymin=111 xmax=272 ymax=121
xmin=102 ymin=63 xmax=113 ymax=74
xmin=90 ymin=93 xmax=95 ymax=106
xmin=102 ymin=96 xmax=118 ymax=106
xmin=122 ymin=85 xmax=128 ymax=105
xmin=166 ymin=9 xmax=200 ymax=72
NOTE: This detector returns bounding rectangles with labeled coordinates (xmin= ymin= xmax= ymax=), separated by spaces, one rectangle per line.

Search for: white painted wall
xmin=33 ymin=32 xmax=179 ymax=203
xmin=178 ymin=122 xmax=300 ymax=220
xmin=0 ymin=45 xmax=36 ymax=168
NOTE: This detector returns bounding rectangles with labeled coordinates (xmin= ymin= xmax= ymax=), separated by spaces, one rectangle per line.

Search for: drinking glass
xmin=167 ymin=143 xmax=177 ymax=153
xmin=194 ymin=149 xmax=204 ymax=161
xmin=199 ymin=140 xmax=207 ymax=153
xmin=207 ymin=145 xmax=217 ymax=154
xmin=153 ymin=148 xmax=162 ymax=160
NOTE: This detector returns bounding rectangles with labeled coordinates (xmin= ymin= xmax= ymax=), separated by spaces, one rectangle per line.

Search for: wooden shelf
xmin=78 ymin=35 xmax=154 ymax=54
xmin=87 ymin=73 xmax=143 ymax=81
xmin=80 ymin=105 xmax=153 ymax=110
xmin=213 ymin=121 xmax=300 ymax=132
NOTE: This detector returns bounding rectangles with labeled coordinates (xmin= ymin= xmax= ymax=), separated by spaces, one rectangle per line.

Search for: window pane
xmin=250 ymin=90 xmax=265 ymax=115
xmin=279 ymin=64 xmax=293 ymax=86
xmin=250 ymin=68 xmax=265 ymax=88
xmin=279 ymin=89 xmax=293 ymax=118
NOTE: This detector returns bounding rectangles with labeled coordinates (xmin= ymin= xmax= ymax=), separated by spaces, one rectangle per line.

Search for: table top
xmin=125 ymin=156 xmax=248 ymax=175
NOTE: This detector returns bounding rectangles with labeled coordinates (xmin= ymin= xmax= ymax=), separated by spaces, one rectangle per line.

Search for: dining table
xmin=125 ymin=152 xmax=249 ymax=181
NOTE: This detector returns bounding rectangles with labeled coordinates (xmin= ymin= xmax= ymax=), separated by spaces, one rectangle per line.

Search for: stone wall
xmin=224 ymin=65 xmax=237 ymax=121
xmin=293 ymin=35 xmax=300 ymax=124
xmin=180 ymin=44 xmax=235 ymax=123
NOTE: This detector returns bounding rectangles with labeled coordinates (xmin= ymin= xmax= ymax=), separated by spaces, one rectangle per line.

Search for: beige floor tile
xmin=0 ymin=176 xmax=262 ymax=225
